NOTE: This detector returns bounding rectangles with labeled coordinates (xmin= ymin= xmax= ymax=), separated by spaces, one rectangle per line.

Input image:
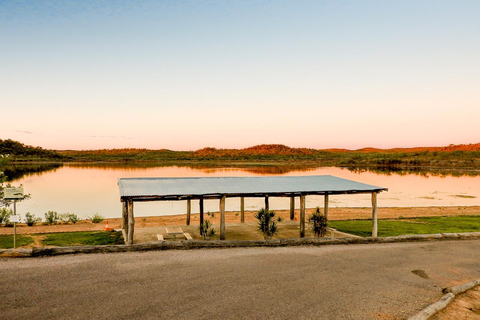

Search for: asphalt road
xmin=1 ymin=240 xmax=480 ymax=320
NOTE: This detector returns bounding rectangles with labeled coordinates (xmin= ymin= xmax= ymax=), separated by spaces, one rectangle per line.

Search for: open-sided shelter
xmin=118 ymin=175 xmax=388 ymax=244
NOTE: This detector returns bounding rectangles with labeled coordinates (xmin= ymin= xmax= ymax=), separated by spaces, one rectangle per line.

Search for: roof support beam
xmin=186 ymin=199 xmax=191 ymax=226
xmin=372 ymin=192 xmax=378 ymax=237
xmin=240 ymin=197 xmax=245 ymax=223
xmin=290 ymin=196 xmax=295 ymax=220
xmin=127 ymin=199 xmax=134 ymax=245
xmin=324 ymin=194 xmax=329 ymax=220
xmin=220 ymin=195 xmax=226 ymax=240
xmin=199 ymin=198 xmax=204 ymax=230
xmin=121 ymin=201 xmax=128 ymax=244
xmin=264 ymin=195 xmax=269 ymax=211
xmin=300 ymin=194 xmax=306 ymax=238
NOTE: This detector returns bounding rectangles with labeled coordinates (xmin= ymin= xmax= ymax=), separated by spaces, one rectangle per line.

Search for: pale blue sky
xmin=1 ymin=0 xmax=479 ymax=150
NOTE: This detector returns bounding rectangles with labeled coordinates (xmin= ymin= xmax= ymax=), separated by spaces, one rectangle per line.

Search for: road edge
xmin=407 ymin=279 xmax=480 ymax=320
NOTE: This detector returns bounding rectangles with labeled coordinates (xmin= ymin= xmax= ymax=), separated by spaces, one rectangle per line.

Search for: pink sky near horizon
xmin=1 ymin=1 xmax=479 ymax=151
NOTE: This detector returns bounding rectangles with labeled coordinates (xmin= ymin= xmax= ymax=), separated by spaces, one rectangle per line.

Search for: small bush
xmin=199 ymin=219 xmax=215 ymax=240
xmin=67 ymin=213 xmax=79 ymax=224
xmin=206 ymin=211 xmax=215 ymax=218
xmin=44 ymin=211 xmax=59 ymax=225
xmin=25 ymin=212 xmax=41 ymax=226
xmin=309 ymin=207 xmax=328 ymax=237
xmin=255 ymin=208 xmax=278 ymax=240
xmin=58 ymin=213 xmax=70 ymax=223
xmin=277 ymin=216 xmax=284 ymax=222
xmin=90 ymin=213 xmax=104 ymax=224
xmin=0 ymin=208 xmax=13 ymax=227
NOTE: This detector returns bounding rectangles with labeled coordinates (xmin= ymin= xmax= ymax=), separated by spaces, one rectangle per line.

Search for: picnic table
xmin=165 ymin=227 xmax=184 ymax=239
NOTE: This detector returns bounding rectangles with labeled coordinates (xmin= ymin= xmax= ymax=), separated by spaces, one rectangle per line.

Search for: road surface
xmin=1 ymin=240 xmax=480 ymax=320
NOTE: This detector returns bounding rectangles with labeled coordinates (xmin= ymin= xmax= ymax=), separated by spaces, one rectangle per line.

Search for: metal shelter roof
xmin=118 ymin=175 xmax=387 ymax=201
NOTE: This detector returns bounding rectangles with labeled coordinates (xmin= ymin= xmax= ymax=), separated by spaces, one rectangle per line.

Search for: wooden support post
xmin=265 ymin=195 xmax=269 ymax=211
xmin=290 ymin=196 xmax=295 ymax=220
xmin=186 ymin=199 xmax=191 ymax=225
xmin=127 ymin=199 xmax=135 ymax=245
xmin=300 ymin=194 xmax=306 ymax=238
xmin=199 ymin=198 xmax=204 ymax=227
xmin=121 ymin=200 xmax=128 ymax=244
xmin=220 ymin=195 xmax=226 ymax=240
xmin=372 ymin=192 xmax=378 ymax=237
xmin=324 ymin=194 xmax=329 ymax=220
xmin=240 ymin=197 xmax=245 ymax=223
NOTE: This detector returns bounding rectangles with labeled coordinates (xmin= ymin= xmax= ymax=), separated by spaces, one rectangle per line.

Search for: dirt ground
xmin=433 ymin=286 xmax=480 ymax=320
xmin=1 ymin=205 xmax=479 ymax=235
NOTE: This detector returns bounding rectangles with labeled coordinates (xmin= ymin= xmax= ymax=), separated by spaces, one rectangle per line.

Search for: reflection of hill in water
xmin=1 ymin=163 xmax=62 ymax=181
xmin=347 ymin=166 xmax=480 ymax=177
xmin=65 ymin=162 xmax=318 ymax=175
xmin=3 ymin=162 xmax=479 ymax=179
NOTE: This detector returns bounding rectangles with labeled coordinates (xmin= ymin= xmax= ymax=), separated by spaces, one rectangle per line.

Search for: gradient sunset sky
xmin=1 ymin=1 xmax=479 ymax=151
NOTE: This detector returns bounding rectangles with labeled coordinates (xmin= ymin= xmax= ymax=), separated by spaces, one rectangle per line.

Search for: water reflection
xmin=4 ymin=163 xmax=480 ymax=219
xmin=59 ymin=162 xmax=480 ymax=177
xmin=65 ymin=162 xmax=319 ymax=175
xmin=1 ymin=163 xmax=62 ymax=181
xmin=347 ymin=166 xmax=480 ymax=177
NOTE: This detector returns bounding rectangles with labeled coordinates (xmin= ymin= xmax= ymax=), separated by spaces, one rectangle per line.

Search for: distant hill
xmin=1 ymin=139 xmax=479 ymax=168
xmin=0 ymin=139 xmax=64 ymax=161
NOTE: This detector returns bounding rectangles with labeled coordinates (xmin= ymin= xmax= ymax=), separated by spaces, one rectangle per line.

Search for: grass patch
xmin=330 ymin=216 xmax=480 ymax=237
xmin=41 ymin=231 xmax=124 ymax=247
xmin=0 ymin=234 xmax=34 ymax=249
xmin=450 ymin=194 xmax=477 ymax=199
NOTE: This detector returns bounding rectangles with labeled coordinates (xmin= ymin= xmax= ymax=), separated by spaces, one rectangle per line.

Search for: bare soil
xmin=433 ymin=286 xmax=480 ymax=320
xmin=1 ymin=206 xmax=479 ymax=235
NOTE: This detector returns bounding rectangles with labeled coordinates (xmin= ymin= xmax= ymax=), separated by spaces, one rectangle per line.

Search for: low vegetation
xmin=90 ymin=213 xmax=104 ymax=223
xmin=309 ymin=207 xmax=328 ymax=237
xmin=25 ymin=212 xmax=41 ymax=226
xmin=199 ymin=219 xmax=215 ymax=240
xmin=330 ymin=216 xmax=480 ymax=237
xmin=0 ymin=234 xmax=34 ymax=249
xmin=41 ymin=231 xmax=124 ymax=246
xmin=255 ymin=208 xmax=278 ymax=239
xmin=1 ymin=139 xmax=479 ymax=171
xmin=44 ymin=211 xmax=59 ymax=225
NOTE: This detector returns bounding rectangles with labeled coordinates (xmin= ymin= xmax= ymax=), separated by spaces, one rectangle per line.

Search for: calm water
xmin=6 ymin=164 xmax=480 ymax=219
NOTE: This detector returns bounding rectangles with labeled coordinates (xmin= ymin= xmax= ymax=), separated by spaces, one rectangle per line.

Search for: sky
xmin=1 ymin=0 xmax=479 ymax=151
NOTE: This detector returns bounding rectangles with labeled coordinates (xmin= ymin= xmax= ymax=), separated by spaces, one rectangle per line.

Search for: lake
xmin=4 ymin=164 xmax=480 ymax=219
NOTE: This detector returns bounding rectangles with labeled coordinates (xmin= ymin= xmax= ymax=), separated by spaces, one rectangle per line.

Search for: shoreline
xmin=1 ymin=205 xmax=479 ymax=235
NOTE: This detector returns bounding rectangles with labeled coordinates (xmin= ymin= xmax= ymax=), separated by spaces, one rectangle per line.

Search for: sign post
xmin=4 ymin=187 xmax=24 ymax=249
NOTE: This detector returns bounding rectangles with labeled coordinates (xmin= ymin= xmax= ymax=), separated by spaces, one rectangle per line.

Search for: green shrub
xmin=44 ymin=211 xmax=59 ymax=225
xmin=58 ymin=213 xmax=69 ymax=223
xmin=309 ymin=207 xmax=328 ymax=237
xmin=67 ymin=213 xmax=79 ymax=224
xmin=0 ymin=208 xmax=13 ymax=226
xmin=25 ymin=212 xmax=41 ymax=226
xmin=277 ymin=216 xmax=284 ymax=222
xmin=254 ymin=208 xmax=278 ymax=240
xmin=90 ymin=213 xmax=104 ymax=223
xmin=199 ymin=219 xmax=215 ymax=240
xmin=206 ymin=211 xmax=215 ymax=218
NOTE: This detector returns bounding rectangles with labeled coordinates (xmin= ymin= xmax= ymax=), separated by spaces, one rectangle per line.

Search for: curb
xmin=1 ymin=231 xmax=480 ymax=258
xmin=408 ymin=279 xmax=480 ymax=320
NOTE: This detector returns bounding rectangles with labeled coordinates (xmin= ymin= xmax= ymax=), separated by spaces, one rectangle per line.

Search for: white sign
xmin=4 ymin=187 xmax=24 ymax=199
xmin=10 ymin=215 xmax=20 ymax=223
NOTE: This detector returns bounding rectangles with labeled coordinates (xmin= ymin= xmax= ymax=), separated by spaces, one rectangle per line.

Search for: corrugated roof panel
xmin=118 ymin=175 xmax=387 ymax=198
